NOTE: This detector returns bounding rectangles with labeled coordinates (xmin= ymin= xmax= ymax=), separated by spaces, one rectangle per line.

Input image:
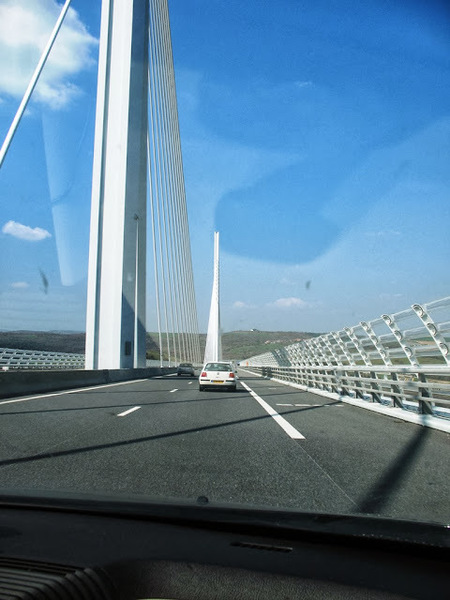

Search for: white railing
xmin=0 ymin=348 xmax=85 ymax=370
xmin=243 ymin=298 xmax=450 ymax=420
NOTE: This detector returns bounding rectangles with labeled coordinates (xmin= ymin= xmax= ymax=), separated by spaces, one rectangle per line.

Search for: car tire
xmin=199 ymin=386 xmax=204 ymax=391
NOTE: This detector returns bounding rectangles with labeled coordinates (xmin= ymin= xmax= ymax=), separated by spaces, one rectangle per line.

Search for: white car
xmin=199 ymin=361 xmax=237 ymax=392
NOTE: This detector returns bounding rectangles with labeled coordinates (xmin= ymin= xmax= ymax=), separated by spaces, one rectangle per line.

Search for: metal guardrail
xmin=0 ymin=349 xmax=194 ymax=371
xmin=243 ymin=298 xmax=450 ymax=420
xmin=0 ymin=348 xmax=85 ymax=370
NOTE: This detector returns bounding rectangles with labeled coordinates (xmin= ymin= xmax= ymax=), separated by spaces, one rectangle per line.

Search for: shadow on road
xmin=0 ymin=400 xmax=341 ymax=468
xmin=355 ymin=425 xmax=431 ymax=515
xmin=0 ymin=395 xmax=248 ymax=417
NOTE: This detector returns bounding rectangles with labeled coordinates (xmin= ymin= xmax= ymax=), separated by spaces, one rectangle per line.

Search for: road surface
xmin=0 ymin=370 xmax=449 ymax=524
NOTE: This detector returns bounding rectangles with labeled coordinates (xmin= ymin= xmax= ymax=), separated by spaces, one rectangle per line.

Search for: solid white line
xmin=117 ymin=406 xmax=141 ymax=417
xmin=0 ymin=378 xmax=150 ymax=406
xmin=276 ymin=403 xmax=293 ymax=407
xmin=241 ymin=381 xmax=305 ymax=440
xmin=170 ymin=389 xmax=178 ymax=393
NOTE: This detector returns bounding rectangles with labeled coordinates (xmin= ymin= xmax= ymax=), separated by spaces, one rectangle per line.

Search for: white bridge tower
xmin=204 ymin=232 xmax=222 ymax=364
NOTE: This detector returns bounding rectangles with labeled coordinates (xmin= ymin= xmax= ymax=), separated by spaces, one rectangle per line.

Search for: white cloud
xmin=379 ymin=293 xmax=403 ymax=300
xmin=279 ymin=277 xmax=299 ymax=286
xmin=271 ymin=297 xmax=307 ymax=309
xmin=232 ymin=300 xmax=256 ymax=309
xmin=0 ymin=0 xmax=97 ymax=109
xmin=11 ymin=281 xmax=30 ymax=289
xmin=365 ymin=230 xmax=402 ymax=237
xmin=294 ymin=80 xmax=313 ymax=88
xmin=2 ymin=220 xmax=51 ymax=241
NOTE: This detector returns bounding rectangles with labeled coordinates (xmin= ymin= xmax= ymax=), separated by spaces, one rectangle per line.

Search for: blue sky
xmin=0 ymin=0 xmax=449 ymax=334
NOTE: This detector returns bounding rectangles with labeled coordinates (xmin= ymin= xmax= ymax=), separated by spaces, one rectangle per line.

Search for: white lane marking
xmin=276 ymin=403 xmax=322 ymax=408
xmin=0 ymin=378 xmax=150 ymax=406
xmin=117 ymin=406 xmax=141 ymax=417
xmin=170 ymin=389 xmax=178 ymax=393
xmin=241 ymin=381 xmax=305 ymax=440
xmin=188 ymin=382 xmax=193 ymax=385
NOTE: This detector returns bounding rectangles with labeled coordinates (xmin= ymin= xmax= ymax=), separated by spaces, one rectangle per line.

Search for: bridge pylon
xmin=204 ymin=232 xmax=222 ymax=364
xmin=85 ymin=0 xmax=149 ymax=369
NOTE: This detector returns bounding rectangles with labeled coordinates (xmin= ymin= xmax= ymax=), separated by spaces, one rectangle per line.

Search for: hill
xmin=0 ymin=331 xmax=86 ymax=354
xmin=220 ymin=330 xmax=319 ymax=360
xmin=0 ymin=330 xmax=320 ymax=361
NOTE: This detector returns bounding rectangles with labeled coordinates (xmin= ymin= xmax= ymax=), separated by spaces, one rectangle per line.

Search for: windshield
xmin=0 ymin=0 xmax=449 ymax=532
xmin=204 ymin=363 xmax=232 ymax=371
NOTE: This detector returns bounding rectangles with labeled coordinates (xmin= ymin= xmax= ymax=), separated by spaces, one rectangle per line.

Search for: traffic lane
xmin=236 ymin=371 xmax=330 ymax=405
xmin=293 ymin=402 xmax=450 ymax=523
xmin=0 ymin=375 xmax=193 ymax=462
xmin=0 ymin=373 xmax=197 ymax=420
xmin=90 ymin=379 xmax=358 ymax=512
xmin=0 ymin=373 xmax=185 ymax=413
xmin=0 ymin=375 xmax=208 ymax=490
xmin=238 ymin=372 xmax=450 ymax=523
xmin=0 ymin=377 xmax=356 ymax=514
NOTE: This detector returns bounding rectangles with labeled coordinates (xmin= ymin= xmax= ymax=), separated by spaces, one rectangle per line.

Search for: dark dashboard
xmin=0 ymin=493 xmax=448 ymax=599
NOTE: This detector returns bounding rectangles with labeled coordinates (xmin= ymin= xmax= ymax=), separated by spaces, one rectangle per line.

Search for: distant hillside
xmin=149 ymin=330 xmax=320 ymax=361
xmin=0 ymin=331 xmax=86 ymax=354
xmin=0 ymin=331 xmax=161 ymax=357
xmin=220 ymin=330 xmax=319 ymax=360
xmin=0 ymin=330 xmax=320 ymax=361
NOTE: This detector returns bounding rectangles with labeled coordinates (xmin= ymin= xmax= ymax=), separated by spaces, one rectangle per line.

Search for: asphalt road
xmin=0 ymin=370 xmax=449 ymax=524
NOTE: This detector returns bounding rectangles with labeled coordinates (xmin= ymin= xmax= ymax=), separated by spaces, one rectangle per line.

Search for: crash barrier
xmin=243 ymin=298 xmax=450 ymax=423
xmin=0 ymin=348 xmax=85 ymax=370
xmin=0 ymin=366 xmax=175 ymax=400
xmin=0 ymin=349 xmax=176 ymax=371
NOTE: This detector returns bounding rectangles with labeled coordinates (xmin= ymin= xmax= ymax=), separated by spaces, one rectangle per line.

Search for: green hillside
xmin=220 ymin=330 xmax=319 ymax=360
xmin=0 ymin=330 xmax=320 ymax=362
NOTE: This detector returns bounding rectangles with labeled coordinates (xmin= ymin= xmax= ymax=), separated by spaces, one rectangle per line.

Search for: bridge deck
xmin=0 ymin=371 xmax=448 ymax=524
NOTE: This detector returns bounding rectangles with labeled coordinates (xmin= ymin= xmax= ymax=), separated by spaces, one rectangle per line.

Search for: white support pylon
xmin=85 ymin=0 xmax=149 ymax=369
xmin=204 ymin=232 xmax=222 ymax=364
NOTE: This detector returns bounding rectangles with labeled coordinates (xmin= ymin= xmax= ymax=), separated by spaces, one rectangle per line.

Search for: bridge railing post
xmin=418 ymin=372 xmax=434 ymax=415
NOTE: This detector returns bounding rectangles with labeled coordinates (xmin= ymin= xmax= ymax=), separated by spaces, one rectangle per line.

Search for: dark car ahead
xmin=177 ymin=362 xmax=195 ymax=377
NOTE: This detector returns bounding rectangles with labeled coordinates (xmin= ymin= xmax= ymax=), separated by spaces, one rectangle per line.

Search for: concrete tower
xmin=204 ymin=232 xmax=222 ymax=364
xmin=85 ymin=0 xmax=149 ymax=369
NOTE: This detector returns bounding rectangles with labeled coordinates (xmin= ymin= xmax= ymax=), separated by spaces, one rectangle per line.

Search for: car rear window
xmin=205 ymin=363 xmax=232 ymax=371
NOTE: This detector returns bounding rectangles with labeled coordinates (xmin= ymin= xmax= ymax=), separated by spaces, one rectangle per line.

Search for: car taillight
xmin=201 ymin=372 xmax=207 ymax=377
xmin=229 ymin=372 xmax=235 ymax=378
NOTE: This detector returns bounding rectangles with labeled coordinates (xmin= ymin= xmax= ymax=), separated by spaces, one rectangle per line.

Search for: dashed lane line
xmin=241 ymin=381 xmax=305 ymax=440
xmin=117 ymin=406 xmax=141 ymax=417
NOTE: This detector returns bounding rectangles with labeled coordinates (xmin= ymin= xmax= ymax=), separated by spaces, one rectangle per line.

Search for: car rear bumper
xmin=199 ymin=379 xmax=236 ymax=387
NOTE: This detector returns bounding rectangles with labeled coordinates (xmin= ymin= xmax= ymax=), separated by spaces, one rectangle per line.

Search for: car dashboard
xmin=0 ymin=494 xmax=448 ymax=599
